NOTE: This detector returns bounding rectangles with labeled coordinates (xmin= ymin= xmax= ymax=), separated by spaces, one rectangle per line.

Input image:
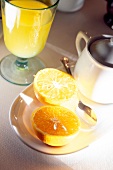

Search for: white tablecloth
xmin=1 ymin=0 xmax=113 ymax=169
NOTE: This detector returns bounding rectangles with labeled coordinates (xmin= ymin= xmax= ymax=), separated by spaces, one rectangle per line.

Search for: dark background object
xmin=104 ymin=0 xmax=113 ymax=29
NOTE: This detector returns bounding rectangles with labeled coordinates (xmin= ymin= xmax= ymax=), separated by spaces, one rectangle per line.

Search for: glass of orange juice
xmin=0 ymin=0 xmax=59 ymax=85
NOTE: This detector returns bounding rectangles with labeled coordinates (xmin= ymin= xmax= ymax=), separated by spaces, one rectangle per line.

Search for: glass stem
xmin=15 ymin=57 xmax=28 ymax=70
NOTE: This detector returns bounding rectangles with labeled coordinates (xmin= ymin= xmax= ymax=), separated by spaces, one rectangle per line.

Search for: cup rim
xmin=3 ymin=0 xmax=60 ymax=10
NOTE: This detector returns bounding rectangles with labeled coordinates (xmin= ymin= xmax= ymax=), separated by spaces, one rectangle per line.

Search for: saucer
xmin=9 ymin=83 xmax=113 ymax=155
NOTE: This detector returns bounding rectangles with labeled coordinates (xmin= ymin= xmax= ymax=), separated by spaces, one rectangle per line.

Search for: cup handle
xmin=75 ymin=31 xmax=89 ymax=57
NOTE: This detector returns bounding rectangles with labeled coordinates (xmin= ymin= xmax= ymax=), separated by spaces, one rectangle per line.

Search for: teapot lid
xmin=88 ymin=35 xmax=113 ymax=67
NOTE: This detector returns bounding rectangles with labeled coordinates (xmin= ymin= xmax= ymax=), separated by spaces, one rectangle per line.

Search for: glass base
xmin=0 ymin=54 xmax=46 ymax=85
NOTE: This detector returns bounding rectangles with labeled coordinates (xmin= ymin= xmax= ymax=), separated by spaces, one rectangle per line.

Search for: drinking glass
xmin=0 ymin=0 xmax=59 ymax=85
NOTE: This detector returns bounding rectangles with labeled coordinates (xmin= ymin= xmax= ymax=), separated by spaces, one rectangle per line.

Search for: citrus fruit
xmin=31 ymin=105 xmax=80 ymax=146
xmin=33 ymin=68 xmax=77 ymax=105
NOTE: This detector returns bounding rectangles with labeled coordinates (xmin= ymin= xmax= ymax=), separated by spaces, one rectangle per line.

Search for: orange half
xmin=31 ymin=105 xmax=80 ymax=146
xmin=33 ymin=68 xmax=77 ymax=105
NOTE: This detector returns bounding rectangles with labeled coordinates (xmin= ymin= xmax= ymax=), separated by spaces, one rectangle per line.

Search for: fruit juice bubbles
xmin=2 ymin=1 xmax=54 ymax=58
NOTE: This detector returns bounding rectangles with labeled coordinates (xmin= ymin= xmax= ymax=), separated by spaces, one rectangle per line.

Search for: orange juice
xmin=2 ymin=1 xmax=53 ymax=58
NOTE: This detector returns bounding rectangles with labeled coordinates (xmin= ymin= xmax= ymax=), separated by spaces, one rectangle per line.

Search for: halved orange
xmin=33 ymin=68 xmax=77 ymax=106
xmin=31 ymin=105 xmax=80 ymax=146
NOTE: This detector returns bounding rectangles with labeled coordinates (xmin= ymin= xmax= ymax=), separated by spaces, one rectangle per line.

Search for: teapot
xmin=74 ymin=31 xmax=113 ymax=104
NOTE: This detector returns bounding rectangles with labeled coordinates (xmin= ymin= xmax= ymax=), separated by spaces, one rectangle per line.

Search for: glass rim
xmin=4 ymin=0 xmax=60 ymax=10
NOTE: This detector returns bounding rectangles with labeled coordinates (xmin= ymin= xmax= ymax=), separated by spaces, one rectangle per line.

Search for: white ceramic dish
xmin=57 ymin=0 xmax=85 ymax=12
xmin=9 ymin=82 xmax=113 ymax=155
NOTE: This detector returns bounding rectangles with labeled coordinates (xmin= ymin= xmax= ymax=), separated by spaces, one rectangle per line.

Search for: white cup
xmin=74 ymin=31 xmax=113 ymax=104
xmin=57 ymin=0 xmax=85 ymax=12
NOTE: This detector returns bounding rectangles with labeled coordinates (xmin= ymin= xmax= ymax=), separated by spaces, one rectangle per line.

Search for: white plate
xmin=9 ymin=83 xmax=113 ymax=155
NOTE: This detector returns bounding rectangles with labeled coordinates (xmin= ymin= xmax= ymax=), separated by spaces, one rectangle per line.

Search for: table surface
xmin=1 ymin=0 xmax=113 ymax=169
